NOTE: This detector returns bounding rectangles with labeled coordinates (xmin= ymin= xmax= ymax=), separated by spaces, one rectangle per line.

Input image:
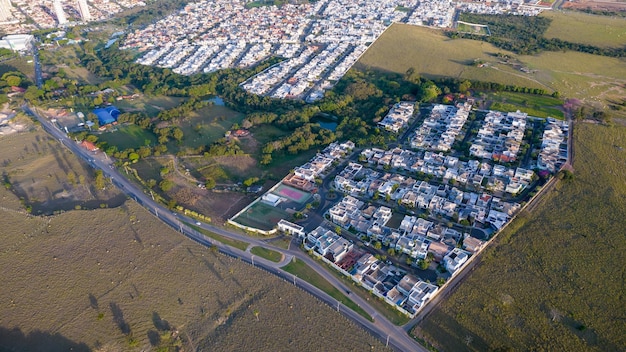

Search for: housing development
xmin=230 ymin=99 xmax=569 ymax=317
xmin=120 ymin=0 xmax=547 ymax=102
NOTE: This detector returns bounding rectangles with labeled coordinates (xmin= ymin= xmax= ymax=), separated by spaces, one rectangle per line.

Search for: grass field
xmin=0 ymin=57 xmax=35 ymax=82
xmin=231 ymin=201 xmax=290 ymax=231
xmin=114 ymin=96 xmax=187 ymax=118
xmin=456 ymin=22 xmax=490 ymax=36
xmin=282 ymin=259 xmax=374 ymax=322
xmin=190 ymin=224 xmax=249 ymax=251
xmin=359 ymin=23 xmax=626 ymax=113
xmin=250 ymin=246 xmax=283 ymax=263
xmin=99 ymin=124 xmax=158 ymax=150
xmin=358 ymin=24 xmax=547 ymax=90
xmin=176 ymin=104 xmax=245 ymax=149
xmin=486 ymin=91 xmax=564 ymax=119
xmin=542 ymin=11 xmax=626 ymax=48
xmin=413 ymin=122 xmax=626 ymax=351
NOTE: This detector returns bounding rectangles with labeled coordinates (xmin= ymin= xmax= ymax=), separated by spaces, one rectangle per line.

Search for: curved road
xmin=26 ymin=105 xmax=426 ymax=352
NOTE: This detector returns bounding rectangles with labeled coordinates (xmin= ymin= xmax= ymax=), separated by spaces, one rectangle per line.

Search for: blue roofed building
xmin=93 ymin=106 xmax=120 ymax=125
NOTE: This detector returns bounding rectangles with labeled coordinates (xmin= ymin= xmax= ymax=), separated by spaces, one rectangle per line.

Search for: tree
xmin=334 ymin=226 xmax=342 ymax=235
xmin=418 ymin=259 xmax=429 ymax=270
xmin=172 ymin=127 xmax=184 ymax=142
xmin=24 ymin=86 xmax=44 ymax=101
xmin=205 ymin=178 xmax=216 ymax=189
xmin=94 ymin=170 xmax=105 ymax=190
xmin=4 ymin=75 xmax=21 ymax=87
xmin=374 ymin=241 xmax=382 ymax=250
xmin=387 ymin=248 xmax=396 ymax=256
xmin=128 ymin=152 xmax=139 ymax=163
xmin=159 ymin=179 xmax=174 ymax=192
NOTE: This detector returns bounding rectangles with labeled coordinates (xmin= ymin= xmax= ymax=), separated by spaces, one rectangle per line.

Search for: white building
xmin=53 ymin=0 xmax=67 ymax=26
xmin=0 ymin=34 xmax=34 ymax=52
xmin=0 ymin=0 xmax=13 ymax=23
xmin=443 ymin=248 xmax=470 ymax=273
xmin=77 ymin=0 xmax=91 ymax=22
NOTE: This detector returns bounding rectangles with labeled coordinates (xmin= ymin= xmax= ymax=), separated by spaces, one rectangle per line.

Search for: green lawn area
xmin=542 ymin=11 xmax=626 ymax=48
xmin=413 ymin=123 xmax=626 ymax=351
xmin=0 ymin=57 xmax=35 ymax=81
xmin=250 ymin=246 xmax=283 ymax=263
xmin=282 ymin=259 xmax=373 ymax=322
xmin=358 ymin=23 xmax=626 ymax=112
xmin=358 ymin=24 xmax=547 ymax=91
xmin=99 ymin=124 xmax=157 ymax=150
xmin=191 ymin=224 xmax=250 ymax=251
xmin=115 ymin=95 xmax=188 ymax=117
xmin=486 ymin=91 xmax=564 ymax=119
xmin=169 ymin=104 xmax=245 ymax=152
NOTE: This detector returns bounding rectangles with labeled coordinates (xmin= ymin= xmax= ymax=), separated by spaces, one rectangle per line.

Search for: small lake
xmin=311 ymin=116 xmax=338 ymax=131
xmin=205 ymin=96 xmax=225 ymax=106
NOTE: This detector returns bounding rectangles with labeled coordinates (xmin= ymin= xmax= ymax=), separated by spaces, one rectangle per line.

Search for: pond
xmin=205 ymin=96 xmax=225 ymax=106
xmin=311 ymin=115 xmax=338 ymax=131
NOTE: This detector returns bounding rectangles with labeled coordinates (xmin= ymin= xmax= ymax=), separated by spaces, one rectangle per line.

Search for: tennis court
xmin=272 ymin=183 xmax=311 ymax=204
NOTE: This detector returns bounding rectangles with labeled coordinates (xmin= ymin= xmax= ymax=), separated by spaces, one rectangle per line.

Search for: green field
xmin=413 ymin=123 xmax=626 ymax=351
xmin=359 ymin=23 xmax=626 ymax=112
xmin=457 ymin=22 xmax=490 ymax=36
xmin=114 ymin=95 xmax=188 ymax=117
xmin=358 ymin=24 xmax=547 ymax=91
xmin=172 ymin=104 xmax=245 ymax=151
xmin=99 ymin=124 xmax=157 ymax=150
xmin=542 ymin=11 xmax=626 ymax=48
xmin=282 ymin=259 xmax=373 ymax=322
xmin=192 ymin=224 xmax=250 ymax=251
xmin=487 ymin=91 xmax=564 ymax=119
xmin=0 ymin=57 xmax=35 ymax=82
xmin=232 ymin=201 xmax=290 ymax=231
xmin=250 ymin=246 xmax=283 ymax=263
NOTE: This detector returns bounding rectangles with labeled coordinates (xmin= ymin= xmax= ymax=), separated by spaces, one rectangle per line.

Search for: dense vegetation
xmin=413 ymin=123 xmax=626 ymax=351
xmin=451 ymin=13 xmax=626 ymax=57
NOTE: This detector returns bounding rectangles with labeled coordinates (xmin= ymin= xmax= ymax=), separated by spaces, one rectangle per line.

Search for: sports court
xmin=271 ymin=184 xmax=311 ymax=205
xmin=231 ymin=201 xmax=290 ymax=231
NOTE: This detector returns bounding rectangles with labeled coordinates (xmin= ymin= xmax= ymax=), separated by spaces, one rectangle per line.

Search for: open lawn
xmin=542 ymin=11 xmax=626 ymax=48
xmin=486 ymin=91 xmax=564 ymax=119
xmin=413 ymin=122 xmax=626 ymax=351
xmin=114 ymin=95 xmax=187 ymax=118
xmin=358 ymin=24 xmax=547 ymax=90
xmin=190 ymin=224 xmax=249 ymax=251
xmin=360 ymin=23 xmax=626 ymax=113
xmin=0 ymin=57 xmax=35 ymax=82
xmin=99 ymin=124 xmax=157 ymax=150
xmin=250 ymin=246 xmax=283 ymax=263
xmin=175 ymin=104 xmax=245 ymax=150
xmin=282 ymin=258 xmax=373 ymax=322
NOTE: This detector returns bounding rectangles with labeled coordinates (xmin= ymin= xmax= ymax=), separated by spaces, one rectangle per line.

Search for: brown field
xmin=562 ymin=0 xmax=626 ymax=11
xmin=0 ymin=127 xmax=125 ymax=215
xmin=0 ymin=138 xmax=390 ymax=351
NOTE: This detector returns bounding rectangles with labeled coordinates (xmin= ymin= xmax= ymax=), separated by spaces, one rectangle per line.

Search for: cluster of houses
xmin=304 ymin=223 xmax=477 ymax=315
xmin=357 ymin=145 xmax=535 ymax=194
xmin=378 ymin=101 xmax=416 ymax=133
xmin=410 ymin=102 xmax=471 ymax=151
xmin=121 ymin=0 xmax=548 ymax=103
xmin=293 ymin=141 xmax=355 ymax=182
xmin=469 ymin=110 xmax=528 ymax=163
xmin=537 ymin=118 xmax=569 ymax=172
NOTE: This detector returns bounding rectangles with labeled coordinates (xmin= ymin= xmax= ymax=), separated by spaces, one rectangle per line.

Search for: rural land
xmin=0 ymin=0 xmax=625 ymax=351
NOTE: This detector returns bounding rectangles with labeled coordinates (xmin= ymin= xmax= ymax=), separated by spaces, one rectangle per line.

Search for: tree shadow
xmin=147 ymin=329 xmax=161 ymax=346
xmin=88 ymin=293 xmax=98 ymax=310
xmin=0 ymin=326 xmax=90 ymax=352
xmin=152 ymin=312 xmax=170 ymax=332
xmin=109 ymin=302 xmax=130 ymax=335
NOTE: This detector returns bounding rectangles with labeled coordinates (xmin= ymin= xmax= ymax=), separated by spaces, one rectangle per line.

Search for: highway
xmin=25 ymin=105 xmax=427 ymax=352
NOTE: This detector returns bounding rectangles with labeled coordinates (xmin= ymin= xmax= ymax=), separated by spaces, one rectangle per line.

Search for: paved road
xmin=26 ymin=105 xmax=427 ymax=352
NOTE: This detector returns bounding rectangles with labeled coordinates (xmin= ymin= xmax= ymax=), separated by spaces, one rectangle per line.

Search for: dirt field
xmin=562 ymin=0 xmax=626 ymax=11
xmin=0 ymin=137 xmax=389 ymax=351
xmin=0 ymin=127 xmax=125 ymax=215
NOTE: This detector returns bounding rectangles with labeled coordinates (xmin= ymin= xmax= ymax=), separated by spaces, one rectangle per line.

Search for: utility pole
xmin=155 ymin=207 xmax=158 ymax=218
xmin=386 ymin=335 xmax=389 ymax=348
xmin=251 ymin=255 xmax=254 ymax=266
